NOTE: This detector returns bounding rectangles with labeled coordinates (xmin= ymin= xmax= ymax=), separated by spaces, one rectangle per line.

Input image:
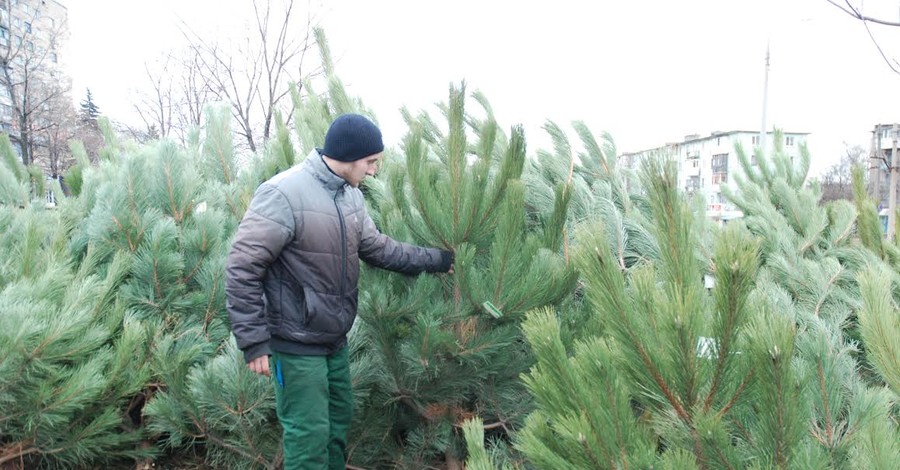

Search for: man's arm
xmin=226 ymin=184 xmax=295 ymax=364
xmin=358 ymin=210 xmax=452 ymax=274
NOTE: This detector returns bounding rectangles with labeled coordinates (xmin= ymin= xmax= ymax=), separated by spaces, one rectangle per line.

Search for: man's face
xmin=346 ymin=153 xmax=382 ymax=187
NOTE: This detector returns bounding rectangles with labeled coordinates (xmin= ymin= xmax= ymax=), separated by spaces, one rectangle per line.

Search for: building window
xmin=786 ymin=136 xmax=794 ymax=146
xmin=24 ymin=21 xmax=30 ymax=33
xmin=14 ymin=34 xmax=20 ymax=46
xmin=0 ymin=25 xmax=8 ymax=46
xmin=711 ymin=153 xmax=728 ymax=170
xmin=686 ymin=176 xmax=700 ymax=192
xmin=49 ymin=51 xmax=56 ymax=63
xmin=751 ymin=135 xmax=760 ymax=145
xmin=711 ymin=153 xmax=728 ymax=185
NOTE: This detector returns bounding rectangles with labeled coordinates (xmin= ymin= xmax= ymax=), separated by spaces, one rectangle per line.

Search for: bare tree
xmin=0 ymin=0 xmax=72 ymax=167
xmin=826 ymin=0 xmax=900 ymax=74
xmin=133 ymin=57 xmax=175 ymax=141
xmin=177 ymin=47 xmax=220 ymax=139
xmin=132 ymin=47 xmax=222 ymax=145
xmin=42 ymin=84 xmax=76 ymax=177
xmin=180 ymin=0 xmax=317 ymax=153
xmin=820 ymin=144 xmax=868 ymax=203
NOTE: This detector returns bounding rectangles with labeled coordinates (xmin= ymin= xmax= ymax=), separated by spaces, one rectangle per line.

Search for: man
xmin=225 ymin=113 xmax=453 ymax=469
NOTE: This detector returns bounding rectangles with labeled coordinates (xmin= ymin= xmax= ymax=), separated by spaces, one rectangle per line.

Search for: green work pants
xmin=272 ymin=347 xmax=352 ymax=470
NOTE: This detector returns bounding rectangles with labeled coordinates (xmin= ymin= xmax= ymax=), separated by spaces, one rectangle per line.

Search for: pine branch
xmin=716 ymin=370 xmax=753 ymax=419
xmin=815 ymin=363 xmax=834 ymax=446
xmin=0 ymin=440 xmax=39 ymax=467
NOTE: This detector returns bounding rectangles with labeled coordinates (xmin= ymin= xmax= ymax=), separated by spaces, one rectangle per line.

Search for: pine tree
xmin=0 ymin=196 xmax=153 ymax=466
xmin=508 ymin=133 xmax=900 ymax=469
xmin=0 ymin=98 xmax=278 ymax=467
xmin=0 ymin=130 xmax=63 ymax=204
xmin=344 ymin=83 xmax=577 ymax=467
xmin=725 ymin=132 xmax=900 ymax=468
xmin=79 ymin=88 xmax=101 ymax=124
xmin=0 ymin=134 xmax=29 ymax=206
xmin=123 ymin=111 xmax=284 ymax=469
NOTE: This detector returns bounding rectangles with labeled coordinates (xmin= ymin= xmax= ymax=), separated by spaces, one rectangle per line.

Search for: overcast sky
xmin=64 ymin=0 xmax=900 ymax=176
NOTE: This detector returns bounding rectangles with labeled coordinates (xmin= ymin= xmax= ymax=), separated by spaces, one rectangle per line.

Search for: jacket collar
xmin=305 ymin=149 xmax=348 ymax=192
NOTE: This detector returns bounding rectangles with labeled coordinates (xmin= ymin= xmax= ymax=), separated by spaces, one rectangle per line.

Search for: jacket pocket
xmin=304 ymin=289 xmax=348 ymax=335
xmin=279 ymin=278 xmax=308 ymax=329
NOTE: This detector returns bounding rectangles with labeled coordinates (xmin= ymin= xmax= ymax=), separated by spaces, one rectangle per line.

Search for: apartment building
xmin=868 ymin=123 xmax=899 ymax=211
xmin=621 ymin=130 xmax=809 ymax=221
xmin=0 ymin=0 xmax=68 ymax=154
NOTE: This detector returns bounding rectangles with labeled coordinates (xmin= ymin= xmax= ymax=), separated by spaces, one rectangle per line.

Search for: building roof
xmin=621 ymin=129 xmax=810 ymax=156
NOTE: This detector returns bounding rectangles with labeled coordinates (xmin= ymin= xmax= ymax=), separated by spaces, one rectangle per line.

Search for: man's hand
xmin=247 ymin=355 xmax=271 ymax=376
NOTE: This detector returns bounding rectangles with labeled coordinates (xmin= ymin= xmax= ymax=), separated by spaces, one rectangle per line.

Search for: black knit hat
xmin=317 ymin=114 xmax=384 ymax=162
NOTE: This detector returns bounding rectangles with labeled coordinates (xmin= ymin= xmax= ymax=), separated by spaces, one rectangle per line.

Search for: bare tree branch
xmin=826 ymin=0 xmax=900 ymax=74
xmin=0 ymin=1 xmax=73 ymax=169
xmin=827 ymin=0 xmax=900 ymax=27
xmin=168 ymin=0 xmax=318 ymax=154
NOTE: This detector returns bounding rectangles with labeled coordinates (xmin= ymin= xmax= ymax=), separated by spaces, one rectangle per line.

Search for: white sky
xmin=63 ymin=0 xmax=900 ymax=176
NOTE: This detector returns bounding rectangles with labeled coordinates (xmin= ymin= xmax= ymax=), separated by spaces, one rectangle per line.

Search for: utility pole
xmin=888 ymin=123 xmax=898 ymax=240
xmin=760 ymin=42 xmax=770 ymax=156
xmin=869 ymin=128 xmax=879 ymax=201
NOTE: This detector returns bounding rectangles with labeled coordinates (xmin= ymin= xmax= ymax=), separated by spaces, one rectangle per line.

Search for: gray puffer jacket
xmin=226 ymin=149 xmax=452 ymax=361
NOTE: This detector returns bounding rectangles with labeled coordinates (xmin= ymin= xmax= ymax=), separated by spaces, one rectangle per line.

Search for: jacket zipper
xmin=334 ymin=188 xmax=347 ymax=297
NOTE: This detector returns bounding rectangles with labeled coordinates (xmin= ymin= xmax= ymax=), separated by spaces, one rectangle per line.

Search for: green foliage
xmin=516 ymin=137 xmax=900 ymax=469
xmin=857 ymin=266 xmax=900 ymax=395
xmin=199 ymin=106 xmax=237 ymax=185
xmin=98 ymin=117 xmax=122 ymax=162
xmin=1 ymin=27 xmax=895 ymax=470
xmin=517 ymin=308 xmax=656 ymax=468
xmin=462 ymin=417 xmax=515 ymax=470
xmin=291 ymin=27 xmax=377 ymax=158
xmin=724 ymin=130 xmax=899 ymax=468
xmin=349 ymin=83 xmax=577 ymax=467
xmin=144 ymin=340 xmax=280 ymax=469
xmin=852 ymin=165 xmax=884 ymax=256
xmin=80 ymin=88 xmax=102 ymax=122
xmin=0 ymin=134 xmax=30 ymax=206
xmin=0 ymin=133 xmax=26 ymax=182
xmin=0 ymin=227 xmax=153 ymax=467
xmin=518 ymin=160 xmax=764 ymax=468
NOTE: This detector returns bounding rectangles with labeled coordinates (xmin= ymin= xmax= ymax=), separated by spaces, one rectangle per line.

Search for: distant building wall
xmin=0 ymin=0 xmax=69 ymax=153
xmin=620 ymin=130 xmax=809 ymax=221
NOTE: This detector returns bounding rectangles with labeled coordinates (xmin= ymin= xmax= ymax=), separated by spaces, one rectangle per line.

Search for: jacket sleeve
xmin=225 ymin=184 xmax=295 ymax=362
xmin=358 ymin=209 xmax=452 ymax=274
